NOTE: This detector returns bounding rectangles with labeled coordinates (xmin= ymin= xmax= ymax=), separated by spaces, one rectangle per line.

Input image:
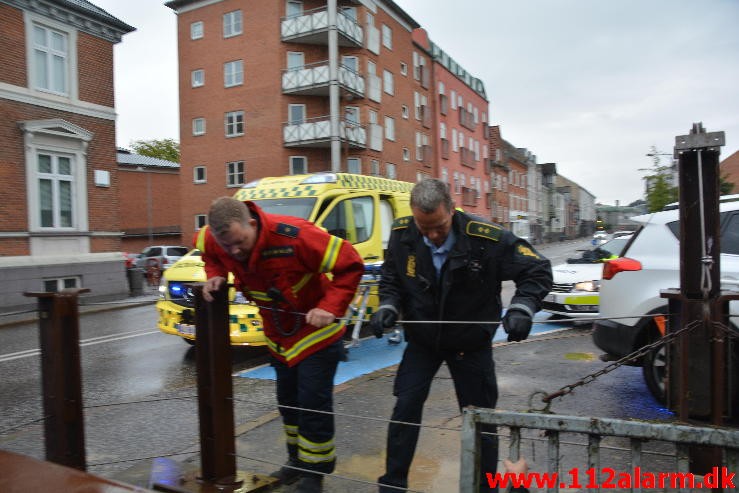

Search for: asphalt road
xmin=0 ymin=239 xmax=594 ymax=478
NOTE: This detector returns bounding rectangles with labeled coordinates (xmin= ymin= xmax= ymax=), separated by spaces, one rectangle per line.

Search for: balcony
xmin=419 ymin=144 xmax=433 ymax=167
xmin=458 ymin=107 xmax=476 ymax=131
xmin=281 ymin=7 xmax=363 ymax=47
xmin=440 ymin=138 xmax=450 ymax=159
xmin=282 ymin=61 xmax=365 ymax=98
xmin=460 ymin=147 xmax=476 ymax=169
xmin=283 ymin=116 xmax=366 ymax=148
xmin=420 ymin=105 xmax=432 ymax=129
xmin=461 ymin=187 xmax=478 ymax=207
xmin=439 ymin=94 xmax=448 ymax=115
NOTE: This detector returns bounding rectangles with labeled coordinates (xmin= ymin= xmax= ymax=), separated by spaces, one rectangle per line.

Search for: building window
xmin=195 ymin=214 xmax=207 ymax=230
xmin=225 ymin=110 xmax=244 ymax=137
xmin=441 ymin=167 xmax=448 ymax=184
xmin=386 ymin=163 xmax=396 ymax=180
xmin=383 ymin=70 xmax=394 ymax=95
xmin=438 ymin=81 xmax=445 ymax=94
xmin=44 ymin=277 xmax=78 ymax=292
xmin=345 ymin=106 xmax=360 ymax=124
xmin=223 ymin=10 xmax=243 ymax=38
xmin=287 ymin=51 xmax=304 ymax=70
xmin=370 ymin=159 xmax=380 ymax=176
xmin=192 ymin=117 xmax=205 ymax=136
xmin=190 ymin=21 xmax=204 ymax=40
xmin=381 ymin=24 xmax=393 ymax=49
xmin=224 ymin=60 xmax=243 ymax=87
xmin=32 ymin=23 xmax=69 ymax=94
xmin=368 ymin=109 xmax=378 ymax=124
xmin=191 ymin=69 xmax=204 ymax=87
xmin=401 ymin=105 xmax=409 ymax=119
xmin=402 ymin=147 xmax=410 ymax=161
xmin=384 ymin=116 xmax=395 ymax=141
xmin=286 ymin=0 xmax=303 ymax=18
xmin=227 ymin=161 xmax=244 ymax=186
xmin=290 ymin=156 xmax=307 ymax=174
xmin=289 ymin=104 xmax=306 ymax=124
xmin=347 ymin=157 xmax=361 ymax=174
xmin=342 ymin=55 xmax=358 ymax=72
xmin=450 ymin=90 xmax=457 ymax=109
xmin=194 ymin=166 xmax=207 ymax=184
xmin=452 ymin=128 xmax=458 ymax=152
xmin=400 ymin=62 xmax=407 ymax=76
xmin=440 ymin=122 xmax=447 ymax=139
xmin=37 ymin=153 xmax=74 ymax=228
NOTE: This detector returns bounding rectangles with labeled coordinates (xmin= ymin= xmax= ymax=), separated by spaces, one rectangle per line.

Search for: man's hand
xmin=369 ymin=306 xmax=398 ymax=338
xmin=502 ymin=308 xmax=532 ymax=342
xmin=202 ymin=276 xmax=227 ymax=302
xmin=305 ymin=308 xmax=336 ymax=328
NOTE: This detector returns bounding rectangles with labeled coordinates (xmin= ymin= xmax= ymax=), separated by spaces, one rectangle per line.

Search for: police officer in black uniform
xmin=370 ymin=179 xmax=552 ymax=493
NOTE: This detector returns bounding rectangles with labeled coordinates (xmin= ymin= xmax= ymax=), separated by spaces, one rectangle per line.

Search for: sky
xmin=93 ymin=0 xmax=739 ymax=206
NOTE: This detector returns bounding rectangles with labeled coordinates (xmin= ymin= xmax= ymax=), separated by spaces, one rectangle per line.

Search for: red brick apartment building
xmin=166 ymin=0 xmax=434 ymax=242
xmin=487 ymin=125 xmax=510 ymax=225
xmin=0 ymin=0 xmax=134 ymax=311
xmin=420 ymin=35 xmax=490 ymax=218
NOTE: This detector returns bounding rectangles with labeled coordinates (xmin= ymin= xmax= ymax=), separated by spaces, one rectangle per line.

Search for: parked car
xmin=134 ymin=245 xmax=189 ymax=271
xmin=542 ymin=235 xmax=632 ymax=323
xmin=593 ymin=195 xmax=739 ymax=402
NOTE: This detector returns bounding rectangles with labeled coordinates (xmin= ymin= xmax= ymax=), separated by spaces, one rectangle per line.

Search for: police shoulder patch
xmin=392 ymin=216 xmax=412 ymax=230
xmin=466 ymin=221 xmax=502 ymax=241
xmin=275 ymin=222 xmax=300 ymax=238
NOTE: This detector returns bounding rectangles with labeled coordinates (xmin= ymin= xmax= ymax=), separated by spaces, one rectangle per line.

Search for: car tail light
xmin=163 ymin=258 xmax=168 ymax=265
xmin=602 ymin=257 xmax=642 ymax=280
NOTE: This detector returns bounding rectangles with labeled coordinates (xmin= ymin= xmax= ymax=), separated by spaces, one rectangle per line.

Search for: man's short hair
xmin=410 ymin=179 xmax=453 ymax=213
xmin=208 ymin=197 xmax=251 ymax=234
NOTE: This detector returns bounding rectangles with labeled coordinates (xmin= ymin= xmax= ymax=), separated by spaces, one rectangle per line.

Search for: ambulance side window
xmin=322 ymin=196 xmax=374 ymax=244
xmin=379 ymin=199 xmax=394 ymax=250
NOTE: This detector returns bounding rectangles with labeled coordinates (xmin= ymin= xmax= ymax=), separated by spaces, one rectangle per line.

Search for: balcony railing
xmin=460 ymin=147 xmax=475 ymax=169
xmin=461 ymin=187 xmax=478 ymax=207
xmin=283 ymin=115 xmax=366 ymax=148
xmin=459 ymin=107 xmax=476 ymax=131
xmin=281 ymin=7 xmax=363 ymax=46
xmin=439 ymin=94 xmax=448 ymax=115
xmin=282 ymin=61 xmax=365 ymax=97
xmin=440 ymin=138 xmax=450 ymax=159
xmin=421 ymin=105 xmax=432 ymax=129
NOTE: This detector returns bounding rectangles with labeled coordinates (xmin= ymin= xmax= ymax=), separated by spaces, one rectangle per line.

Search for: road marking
xmin=0 ymin=329 xmax=159 ymax=364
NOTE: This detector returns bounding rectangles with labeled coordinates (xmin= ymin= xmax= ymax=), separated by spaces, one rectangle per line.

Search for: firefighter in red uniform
xmin=200 ymin=197 xmax=364 ymax=493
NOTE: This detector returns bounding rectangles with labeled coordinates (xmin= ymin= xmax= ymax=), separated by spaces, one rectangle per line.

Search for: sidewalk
xmin=113 ymin=326 xmax=675 ymax=492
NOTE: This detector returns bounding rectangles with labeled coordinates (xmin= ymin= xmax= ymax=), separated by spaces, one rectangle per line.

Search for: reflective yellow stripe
xmin=319 ymin=236 xmax=341 ymax=273
xmin=298 ymin=434 xmax=335 ymax=463
xmin=247 ymin=290 xmax=271 ymax=301
xmin=284 ymin=424 xmax=298 ymax=445
xmin=266 ymin=321 xmax=345 ymax=362
xmin=291 ymin=273 xmax=313 ymax=295
xmin=196 ymin=226 xmax=209 ymax=252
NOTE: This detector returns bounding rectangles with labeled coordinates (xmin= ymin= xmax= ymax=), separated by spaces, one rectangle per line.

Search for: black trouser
xmin=378 ymin=341 xmax=499 ymax=493
xmin=272 ymin=339 xmax=343 ymax=475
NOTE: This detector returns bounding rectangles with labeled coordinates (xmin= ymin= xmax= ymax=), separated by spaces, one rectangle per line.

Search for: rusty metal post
xmin=192 ymin=284 xmax=241 ymax=488
xmin=24 ymin=288 xmax=90 ymax=471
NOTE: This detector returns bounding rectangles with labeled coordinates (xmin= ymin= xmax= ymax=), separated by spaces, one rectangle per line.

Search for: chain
xmin=536 ymin=319 xmax=702 ymax=411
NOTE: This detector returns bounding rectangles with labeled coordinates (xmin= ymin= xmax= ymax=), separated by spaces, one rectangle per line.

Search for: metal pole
xmin=328 ymin=0 xmax=341 ymax=172
xmin=193 ymin=284 xmax=241 ymax=487
xmin=24 ymin=288 xmax=89 ymax=471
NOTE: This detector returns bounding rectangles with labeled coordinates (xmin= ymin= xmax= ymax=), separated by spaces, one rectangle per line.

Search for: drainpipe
xmin=328 ymin=0 xmax=341 ymax=172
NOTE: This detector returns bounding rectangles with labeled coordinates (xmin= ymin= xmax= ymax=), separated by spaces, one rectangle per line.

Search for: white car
xmin=593 ymin=195 xmax=739 ymax=402
xmin=542 ymin=235 xmax=632 ymax=322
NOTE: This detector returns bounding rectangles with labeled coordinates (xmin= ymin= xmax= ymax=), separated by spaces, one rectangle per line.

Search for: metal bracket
xmin=674 ymin=122 xmax=725 ymax=155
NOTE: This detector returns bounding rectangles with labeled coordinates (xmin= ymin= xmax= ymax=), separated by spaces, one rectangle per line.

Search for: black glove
xmin=502 ymin=308 xmax=532 ymax=342
xmin=369 ymin=306 xmax=397 ymax=338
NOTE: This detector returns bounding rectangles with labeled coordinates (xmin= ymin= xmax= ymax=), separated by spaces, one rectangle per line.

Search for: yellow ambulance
xmin=156 ymin=172 xmax=413 ymax=346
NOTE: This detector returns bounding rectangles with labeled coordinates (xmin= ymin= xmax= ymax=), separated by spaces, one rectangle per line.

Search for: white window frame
xmin=386 ymin=163 xmax=397 ymax=180
xmin=289 ymin=156 xmax=307 ymax=175
xmin=288 ymin=104 xmax=306 ymax=124
xmin=194 ymin=166 xmax=207 ymax=184
xmin=192 ymin=117 xmax=206 ymax=136
xmin=345 ymin=106 xmax=360 ymax=124
xmin=384 ymin=116 xmax=395 ymax=141
xmin=226 ymin=160 xmax=245 ymax=187
xmin=36 ymin=152 xmax=75 ymax=229
xmin=452 ymin=128 xmax=458 ymax=152
xmin=402 ymin=147 xmax=410 ymax=161
xmin=383 ymin=70 xmax=394 ymax=95
xmin=381 ymin=24 xmax=393 ymax=49
xmin=225 ymin=110 xmax=244 ymax=137
xmin=191 ymin=69 xmax=204 ymax=87
xmin=401 ymin=105 xmax=409 ymax=119
xmin=368 ymin=109 xmax=378 ymax=124
xmin=440 ymin=122 xmax=447 ymax=139
xmin=400 ymin=62 xmax=408 ymax=76
xmin=223 ymin=10 xmax=243 ymax=38
xmin=371 ymin=159 xmax=380 ymax=176
xmin=450 ymin=90 xmax=457 ymax=109
xmin=44 ymin=277 xmax=79 ymax=292
xmin=347 ymin=157 xmax=361 ymax=174
xmin=287 ymin=51 xmax=305 ymax=70
xmin=190 ymin=21 xmax=204 ymax=40
xmin=438 ymin=81 xmax=445 ymax=95
xmin=286 ymin=0 xmax=303 ymax=18
xmin=441 ymin=167 xmax=449 ymax=184
xmin=28 ymin=17 xmax=76 ymax=97
xmin=341 ymin=55 xmax=359 ymax=72
xmin=224 ymin=60 xmax=243 ymax=87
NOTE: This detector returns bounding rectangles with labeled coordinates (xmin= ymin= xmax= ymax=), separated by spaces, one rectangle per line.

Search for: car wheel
xmin=642 ymin=344 xmax=667 ymax=404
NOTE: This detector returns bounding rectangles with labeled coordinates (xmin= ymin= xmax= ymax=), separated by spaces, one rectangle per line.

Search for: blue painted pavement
xmin=235 ymin=311 xmax=565 ymax=385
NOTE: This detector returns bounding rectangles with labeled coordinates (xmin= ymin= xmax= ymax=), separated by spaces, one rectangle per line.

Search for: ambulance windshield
xmin=252 ymin=198 xmax=317 ymax=220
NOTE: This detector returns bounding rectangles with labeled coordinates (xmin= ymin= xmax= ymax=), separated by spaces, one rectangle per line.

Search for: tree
xmin=130 ymin=138 xmax=180 ymax=163
xmin=642 ymin=146 xmax=678 ymax=212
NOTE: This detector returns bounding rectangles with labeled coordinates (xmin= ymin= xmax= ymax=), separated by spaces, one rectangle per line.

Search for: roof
xmin=59 ymin=0 xmax=134 ymax=32
xmin=117 ymin=150 xmax=179 ymax=169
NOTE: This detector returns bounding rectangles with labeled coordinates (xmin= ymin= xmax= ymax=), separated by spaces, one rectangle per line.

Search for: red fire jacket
xmin=197 ymin=202 xmax=364 ymax=366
